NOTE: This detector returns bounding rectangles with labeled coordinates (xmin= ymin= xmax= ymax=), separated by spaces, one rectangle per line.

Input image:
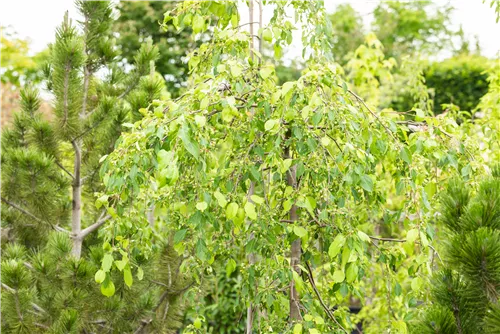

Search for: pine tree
xmin=412 ymin=168 xmax=500 ymax=333
xmin=1 ymin=1 xmax=187 ymax=332
xmin=1 ymin=0 xmax=160 ymax=257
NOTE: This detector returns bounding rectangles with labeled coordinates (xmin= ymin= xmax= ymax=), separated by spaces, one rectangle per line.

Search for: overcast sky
xmin=1 ymin=0 xmax=499 ymax=59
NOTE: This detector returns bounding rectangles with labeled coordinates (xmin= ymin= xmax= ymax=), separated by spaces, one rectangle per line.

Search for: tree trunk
xmin=71 ymin=139 xmax=82 ymax=259
xmin=286 ymin=146 xmax=301 ymax=321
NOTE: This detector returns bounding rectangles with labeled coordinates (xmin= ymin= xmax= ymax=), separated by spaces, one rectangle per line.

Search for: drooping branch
xmin=341 ymin=85 xmax=400 ymax=145
xmin=305 ymin=261 xmax=348 ymax=333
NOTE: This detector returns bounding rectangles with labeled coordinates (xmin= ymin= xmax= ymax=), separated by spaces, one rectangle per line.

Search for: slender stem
xmin=79 ymin=212 xmax=111 ymax=238
xmin=1 ymin=197 xmax=68 ymax=232
xmin=55 ymin=161 xmax=74 ymax=179
xmin=368 ymin=236 xmax=406 ymax=243
xmin=305 ymin=262 xmax=348 ymax=333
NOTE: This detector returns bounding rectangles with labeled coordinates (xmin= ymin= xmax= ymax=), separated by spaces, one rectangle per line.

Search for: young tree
xmin=1 ymin=0 xmax=160 ymax=257
xmin=1 ymin=1 xmax=189 ymax=332
xmin=97 ymin=1 xmax=474 ymax=332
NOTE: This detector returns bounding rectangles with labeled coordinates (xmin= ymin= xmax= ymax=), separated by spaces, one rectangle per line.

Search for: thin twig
xmin=55 ymin=161 xmax=74 ymax=179
xmin=305 ymin=261 xmax=348 ymax=333
xmin=368 ymin=236 xmax=406 ymax=243
xmin=1 ymin=197 xmax=68 ymax=232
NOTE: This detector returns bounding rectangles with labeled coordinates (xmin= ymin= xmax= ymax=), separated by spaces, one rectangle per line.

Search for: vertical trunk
xmin=71 ymin=140 xmax=82 ymax=259
xmin=147 ymin=204 xmax=155 ymax=228
xmin=246 ymin=2 xmax=256 ymax=332
xmin=246 ymin=182 xmax=256 ymax=334
xmin=286 ymin=135 xmax=301 ymax=321
xmin=249 ymin=0 xmax=254 ymax=61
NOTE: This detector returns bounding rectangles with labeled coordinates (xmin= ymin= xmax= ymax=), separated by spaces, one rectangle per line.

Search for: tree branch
xmin=55 ymin=161 xmax=74 ymax=179
xmin=79 ymin=211 xmax=111 ymax=238
xmin=305 ymin=261 xmax=348 ymax=333
xmin=368 ymin=235 xmax=406 ymax=243
xmin=1 ymin=283 xmax=47 ymax=314
xmin=0 ymin=196 xmax=56 ymax=229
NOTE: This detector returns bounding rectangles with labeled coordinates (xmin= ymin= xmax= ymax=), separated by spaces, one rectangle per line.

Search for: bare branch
xmin=1 ymin=197 xmax=68 ymax=232
xmin=55 ymin=161 xmax=74 ymax=179
xmin=79 ymin=211 xmax=111 ymax=238
xmin=368 ymin=235 xmax=406 ymax=243
xmin=305 ymin=261 xmax=348 ymax=333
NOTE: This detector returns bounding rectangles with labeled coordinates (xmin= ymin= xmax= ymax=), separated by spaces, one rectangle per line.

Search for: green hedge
xmin=390 ymin=55 xmax=491 ymax=114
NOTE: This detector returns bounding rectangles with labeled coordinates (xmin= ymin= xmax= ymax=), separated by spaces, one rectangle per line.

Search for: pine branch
xmin=55 ymin=161 xmax=74 ymax=179
xmin=0 ymin=196 xmax=49 ymax=229
xmin=1 ymin=283 xmax=47 ymax=314
xmin=79 ymin=211 xmax=111 ymax=238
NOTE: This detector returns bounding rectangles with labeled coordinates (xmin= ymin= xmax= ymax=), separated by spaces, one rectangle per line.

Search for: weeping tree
xmin=412 ymin=169 xmax=500 ymax=333
xmin=96 ymin=1 xmax=476 ymax=332
xmin=1 ymin=1 xmax=188 ymax=332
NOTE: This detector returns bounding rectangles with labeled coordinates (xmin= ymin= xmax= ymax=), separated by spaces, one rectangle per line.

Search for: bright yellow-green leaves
xmin=226 ymin=202 xmax=239 ymax=220
xmin=244 ymin=202 xmax=257 ymax=220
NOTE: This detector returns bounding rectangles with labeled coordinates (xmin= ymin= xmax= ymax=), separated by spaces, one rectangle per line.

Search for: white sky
xmin=1 ymin=0 xmax=499 ymax=59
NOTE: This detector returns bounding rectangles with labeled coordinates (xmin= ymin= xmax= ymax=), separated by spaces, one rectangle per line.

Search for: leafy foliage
xmin=96 ymin=1 xmax=482 ymax=332
xmin=114 ymin=0 xmax=196 ymax=96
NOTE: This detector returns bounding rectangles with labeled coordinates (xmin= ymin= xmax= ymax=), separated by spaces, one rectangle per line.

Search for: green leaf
xmin=292 ymin=271 xmax=304 ymax=293
xmin=411 ymin=277 xmax=423 ymax=291
xmin=260 ymin=66 xmax=273 ymax=79
xmin=196 ymin=201 xmax=208 ymax=212
xmin=101 ymin=278 xmax=115 ymax=297
xmin=95 ymin=270 xmax=106 ymax=283
xmin=400 ymin=147 xmax=412 ymax=164
xmin=174 ymin=229 xmax=187 ymax=244
xmin=179 ymin=123 xmax=200 ymax=159
xmin=282 ymin=81 xmax=295 ymax=95
xmin=250 ymin=195 xmax=264 ymax=205
xmin=226 ymin=258 xmax=237 ymax=277
xmin=124 ymin=266 xmax=133 ymax=287
xmin=415 ymin=109 xmax=425 ymax=121
xmin=195 ymin=239 xmax=208 ymax=262
xmin=264 ymin=119 xmax=279 ymax=132
xmin=226 ymin=202 xmax=239 ymax=220
xmin=333 ymin=269 xmax=345 ymax=283
xmin=137 ymin=267 xmax=144 ymax=281
xmin=293 ymin=226 xmax=307 ymax=238
xmin=360 ymin=175 xmax=374 ymax=192
xmin=304 ymin=196 xmax=316 ymax=214
xmin=346 ymin=264 xmax=358 ymax=283
xmin=406 ymin=229 xmax=419 ymax=243
xmin=214 ymin=191 xmax=228 ymax=208
xmin=357 ymin=231 xmax=371 ymax=243
xmin=102 ymin=253 xmax=113 ymax=272
xmin=114 ymin=259 xmax=127 ymax=271
xmin=192 ymin=15 xmax=204 ymax=34
xmin=262 ymin=29 xmax=272 ymax=42
xmin=99 ymin=155 xmax=108 ymax=163
xmin=328 ymin=234 xmax=346 ymax=258
xmin=231 ymin=65 xmax=242 ymax=78
xmin=194 ymin=115 xmax=206 ymax=127
xmin=293 ymin=323 xmax=303 ymax=334
xmin=244 ymin=202 xmax=257 ymax=220
xmin=95 ymin=195 xmax=109 ymax=209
